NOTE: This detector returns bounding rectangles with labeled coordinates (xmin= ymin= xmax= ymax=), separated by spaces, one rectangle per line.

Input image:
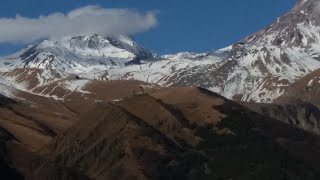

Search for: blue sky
xmin=0 ymin=0 xmax=296 ymax=55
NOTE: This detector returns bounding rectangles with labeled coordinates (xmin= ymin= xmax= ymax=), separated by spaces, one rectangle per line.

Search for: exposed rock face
xmin=276 ymin=69 xmax=320 ymax=107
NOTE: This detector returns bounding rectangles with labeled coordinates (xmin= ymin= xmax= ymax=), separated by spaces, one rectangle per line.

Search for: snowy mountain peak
xmin=239 ymin=0 xmax=320 ymax=47
xmin=2 ymin=0 xmax=320 ymax=104
xmin=2 ymin=34 xmax=154 ymax=73
xmin=154 ymin=0 xmax=320 ymax=103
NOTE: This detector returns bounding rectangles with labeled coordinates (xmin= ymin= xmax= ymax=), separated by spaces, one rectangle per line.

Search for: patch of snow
xmin=62 ymin=79 xmax=90 ymax=94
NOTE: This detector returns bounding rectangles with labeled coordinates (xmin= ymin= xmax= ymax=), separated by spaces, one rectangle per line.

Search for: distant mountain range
xmin=2 ymin=0 xmax=320 ymax=104
xmin=1 ymin=0 xmax=320 ymax=179
xmin=0 ymin=0 xmax=320 ymax=135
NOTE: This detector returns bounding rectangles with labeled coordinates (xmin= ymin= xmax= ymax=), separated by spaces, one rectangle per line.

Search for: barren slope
xmin=8 ymin=86 xmax=320 ymax=180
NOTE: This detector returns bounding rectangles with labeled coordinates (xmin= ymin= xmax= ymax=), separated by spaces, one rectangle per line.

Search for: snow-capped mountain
xmin=79 ymin=0 xmax=320 ymax=103
xmin=161 ymin=46 xmax=231 ymax=61
xmin=161 ymin=52 xmax=207 ymax=61
xmin=2 ymin=0 xmax=320 ymax=104
xmin=86 ymin=0 xmax=320 ymax=103
xmin=155 ymin=0 xmax=320 ymax=102
xmin=0 ymin=34 xmax=230 ymax=94
xmin=1 ymin=34 xmax=154 ymax=74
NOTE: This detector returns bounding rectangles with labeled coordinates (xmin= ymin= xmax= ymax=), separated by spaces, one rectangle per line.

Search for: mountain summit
xmin=2 ymin=34 xmax=153 ymax=73
xmin=156 ymin=0 xmax=320 ymax=102
xmin=2 ymin=0 xmax=320 ymax=103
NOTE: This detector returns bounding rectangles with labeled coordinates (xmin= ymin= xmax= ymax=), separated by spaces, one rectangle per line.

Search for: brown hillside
xmin=11 ymin=86 xmax=320 ymax=180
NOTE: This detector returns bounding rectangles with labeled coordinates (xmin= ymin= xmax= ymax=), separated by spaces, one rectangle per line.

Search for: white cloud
xmin=0 ymin=6 xmax=158 ymax=43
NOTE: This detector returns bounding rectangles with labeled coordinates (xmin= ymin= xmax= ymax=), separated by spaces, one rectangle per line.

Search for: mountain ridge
xmin=0 ymin=0 xmax=320 ymax=104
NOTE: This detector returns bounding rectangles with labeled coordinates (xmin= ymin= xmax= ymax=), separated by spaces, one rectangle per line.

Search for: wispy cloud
xmin=0 ymin=6 xmax=158 ymax=43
